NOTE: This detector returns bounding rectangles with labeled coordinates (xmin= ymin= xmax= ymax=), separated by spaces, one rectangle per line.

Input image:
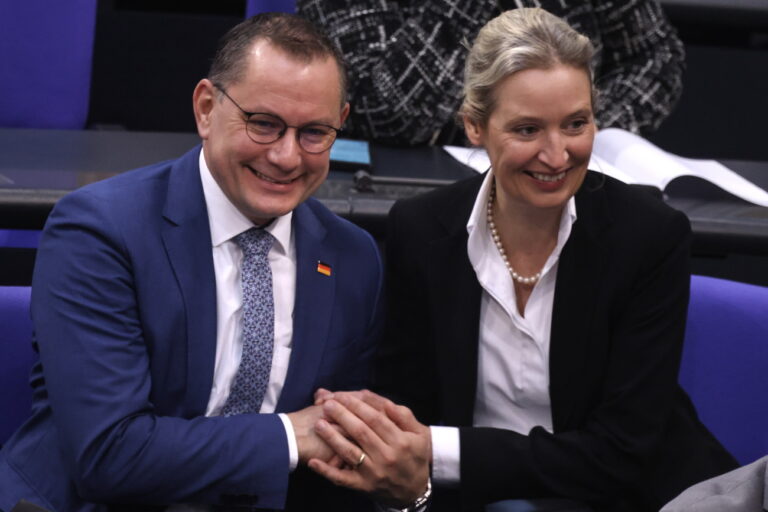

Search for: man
xmin=0 ymin=13 xmax=382 ymax=511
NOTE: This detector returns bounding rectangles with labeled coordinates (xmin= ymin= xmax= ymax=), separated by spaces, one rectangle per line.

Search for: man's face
xmin=194 ymin=40 xmax=349 ymax=225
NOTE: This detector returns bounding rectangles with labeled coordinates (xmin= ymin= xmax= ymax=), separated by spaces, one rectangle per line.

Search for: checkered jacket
xmin=298 ymin=0 xmax=685 ymax=145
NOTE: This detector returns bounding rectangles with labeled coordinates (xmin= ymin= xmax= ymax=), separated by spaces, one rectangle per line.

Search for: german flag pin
xmin=316 ymin=261 xmax=332 ymax=277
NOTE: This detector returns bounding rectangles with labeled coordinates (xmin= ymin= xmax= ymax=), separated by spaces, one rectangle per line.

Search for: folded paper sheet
xmin=444 ymin=128 xmax=768 ymax=207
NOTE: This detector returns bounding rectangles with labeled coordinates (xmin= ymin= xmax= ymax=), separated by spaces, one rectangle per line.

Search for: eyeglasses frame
xmin=212 ymin=82 xmax=340 ymax=154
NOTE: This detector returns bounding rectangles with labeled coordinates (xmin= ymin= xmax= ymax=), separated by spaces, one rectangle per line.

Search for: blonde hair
xmin=460 ymin=7 xmax=596 ymax=125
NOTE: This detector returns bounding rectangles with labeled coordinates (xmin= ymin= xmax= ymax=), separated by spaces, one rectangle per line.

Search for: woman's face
xmin=464 ymin=64 xmax=595 ymax=214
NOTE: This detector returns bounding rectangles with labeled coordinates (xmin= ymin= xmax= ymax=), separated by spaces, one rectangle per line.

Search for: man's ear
xmin=193 ymin=79 xmax=216 ymax=140
xmin=339 ymin=102 xmax=350 ymax=127
xmin=463 ymin=116 xmax=484 ymax=147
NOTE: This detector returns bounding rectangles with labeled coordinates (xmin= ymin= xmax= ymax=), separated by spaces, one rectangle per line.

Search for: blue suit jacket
xmin=0 ymin=147 xmax=383 ymax=511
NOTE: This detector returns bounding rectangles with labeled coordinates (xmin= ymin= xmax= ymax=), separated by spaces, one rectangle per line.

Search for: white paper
xmin=593 ymin=128 xmax=768 ymax=207
xmin=443 ymin=145 xmax=490 ymax=173
xmin=442 ymin=128 xmax=768 ymax=207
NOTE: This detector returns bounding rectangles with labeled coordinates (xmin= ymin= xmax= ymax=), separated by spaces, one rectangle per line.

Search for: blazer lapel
xmin=275 ymin=202 xmax=335 ymax=413
xmin=160 ymin=147 xmax=218 ymax=418
xmin=428 ymin=177 xmax=484 ymax=426
xmin=549 ymin=175 xmax=610 ymax=431
xmin=428 ymin=232 xmax=482 ymax=426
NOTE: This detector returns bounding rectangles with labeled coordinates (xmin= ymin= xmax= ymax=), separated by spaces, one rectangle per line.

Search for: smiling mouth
xmin=526 ymin=170 xmax=568 ymax=182
xmin=247 ymin=165 xmax=299 ymax=185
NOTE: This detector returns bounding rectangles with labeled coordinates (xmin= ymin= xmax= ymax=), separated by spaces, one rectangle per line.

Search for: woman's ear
xmin=463 ymin=116 xmax=484 ymax=147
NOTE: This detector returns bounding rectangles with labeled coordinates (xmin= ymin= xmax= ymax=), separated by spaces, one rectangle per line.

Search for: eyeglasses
xmin=213 ymin=83 xmax=340 ymax=154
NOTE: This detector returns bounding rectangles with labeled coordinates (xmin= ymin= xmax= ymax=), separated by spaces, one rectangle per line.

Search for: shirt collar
xmin=199 ymin=149 xmax=292 ymax=254
xmin=466 ymin=170 xmax=577 ymax=270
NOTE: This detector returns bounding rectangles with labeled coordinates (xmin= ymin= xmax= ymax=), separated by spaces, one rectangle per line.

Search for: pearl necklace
xmin=486 ymin=182 xmax=542 ymax=286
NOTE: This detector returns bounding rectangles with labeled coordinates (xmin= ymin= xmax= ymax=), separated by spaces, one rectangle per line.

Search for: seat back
xmin=0 ymin=286 xmax=35 ymax=446
xmin=245 ymin=0 xmax=296 ymax=16
xmin=681 ymin=275 xmax=768 ymax=465
xmin=0 ymin=1 xmax=97 ymax=129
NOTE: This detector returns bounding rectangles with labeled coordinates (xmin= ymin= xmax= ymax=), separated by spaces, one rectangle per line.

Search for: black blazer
xmin=376 ymin=172 xmax=736 ymax=512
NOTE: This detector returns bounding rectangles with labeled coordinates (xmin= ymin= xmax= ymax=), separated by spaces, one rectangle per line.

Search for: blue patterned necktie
xmin=222 ymin=227 xmax=275 ymax=416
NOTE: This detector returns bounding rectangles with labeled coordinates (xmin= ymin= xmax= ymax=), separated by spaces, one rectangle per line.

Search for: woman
xmin=309 ymin=8 xmax=736 ymax=512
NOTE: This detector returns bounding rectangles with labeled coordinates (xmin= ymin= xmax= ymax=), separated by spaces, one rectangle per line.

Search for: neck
xmin=486 ymin=181 xmax=563 ymax=287
xmin=493 ymin=192 xmax=563 ymax=254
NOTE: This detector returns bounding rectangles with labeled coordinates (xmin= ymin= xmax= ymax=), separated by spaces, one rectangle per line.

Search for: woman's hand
xmin=308 ymin=390 xmax=432 ymax=508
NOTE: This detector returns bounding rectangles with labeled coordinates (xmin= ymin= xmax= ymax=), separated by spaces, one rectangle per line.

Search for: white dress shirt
xmin=431 ymin=170 xmax=576 ymax=484
xmin=198 ymin=150 xmax=298 ymax=469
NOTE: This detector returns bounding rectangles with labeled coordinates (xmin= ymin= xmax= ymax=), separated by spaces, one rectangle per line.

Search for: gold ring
xmin=354 ymin=452 xmax=367 ymax=468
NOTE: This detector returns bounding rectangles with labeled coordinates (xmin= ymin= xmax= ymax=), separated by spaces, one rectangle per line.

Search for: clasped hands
xmin=288 ymin=389 xmax=431 ymax=508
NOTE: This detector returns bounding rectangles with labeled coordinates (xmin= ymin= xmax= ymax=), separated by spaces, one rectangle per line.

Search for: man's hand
xmin=307 ymin=390 xmax=432 ymax=508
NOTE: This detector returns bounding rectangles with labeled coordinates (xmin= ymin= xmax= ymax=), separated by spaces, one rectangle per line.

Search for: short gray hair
xmin=460 ymin=7 xmax=596 ymax=125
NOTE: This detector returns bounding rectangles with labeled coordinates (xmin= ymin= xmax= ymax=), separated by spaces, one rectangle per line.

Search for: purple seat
xmin=0 ymin=1 xmax=97 ymax=129
xmin=0 ymin=286 xmax=35 ymax=446
xmin=245 ymin=0 xmax=296 ymax=16
xmin=0 ymin=230 xmax=41 ymax=249
xmin=680 ymin=275 xmax=768 ymax=465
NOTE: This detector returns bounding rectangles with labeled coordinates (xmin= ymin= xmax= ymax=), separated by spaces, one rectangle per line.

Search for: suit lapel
xmin=275 ymin=202 xmax=335 ymax=413
xmin=549 ymin=175 xmax=610 ymax=431
xmin=160 ymin=147 xmax=218 ymax=417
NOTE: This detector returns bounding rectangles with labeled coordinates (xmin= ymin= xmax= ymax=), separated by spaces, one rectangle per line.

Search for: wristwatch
xmin=399 ymin=477 xmax=432 ymax=512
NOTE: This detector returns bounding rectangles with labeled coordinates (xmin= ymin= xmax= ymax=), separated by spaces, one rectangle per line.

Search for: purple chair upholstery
xmin=0 ymin=230 xmax=41 ymax=249
xmin=0 ymin=1 xmax=97 ymax=129
xmin=681 ymin=275 xmax=768 ymax=465
xmin=245 ymin=0 xmax=296 ymax=16
xmin=0 ymin=286 xmax=35 ymax=446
